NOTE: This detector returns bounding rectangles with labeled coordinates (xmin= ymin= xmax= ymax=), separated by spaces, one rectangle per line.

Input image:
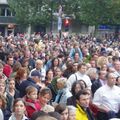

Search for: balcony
xmin=0 ymin=16 xmax=16 ymax=24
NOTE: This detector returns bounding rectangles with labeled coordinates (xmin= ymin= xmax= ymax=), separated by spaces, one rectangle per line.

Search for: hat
xmin=31 ymin=70 xmax=41 ymax=77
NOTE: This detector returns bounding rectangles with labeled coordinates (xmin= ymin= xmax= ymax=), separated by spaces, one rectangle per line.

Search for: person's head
xmin=31 ymin=111 xmax=48 ymax=120
xmin=9 ymin=77 xmax=15 ymax=90
xmin=54 ymin=67 xmax=63 ymax=77
xmin=48 ymin=112 xmax=62 ymax=120
xmin=76 ymin=89 xmax=90 ymax=108
xmin=79 ymin=80 xmax=87 ymax=89
xmin=106 ymin=72 xmax=116 ymax=87
xmin=86 ymin=68 xmax=98 ymax=80
xmin=15 ymin=67 xmax=27 ymax=82
xmin=56 ymin=77 xmax=67 ymax=90
xmin=35 ymin=60 xmax=43 ymax=70
xmin=52 ymin=58 xmax=60 ymax=67
xmin=6 ymin=55 xmax=14 ymax=66
xmin=55 ymin=104 xmax=68 ymax=120
xmin=12 ymin=98 xmax=26 ymax=116
xmin=0 ymin=95 xmax=6 ymax=109
xmin=46 ymin=69 xmax=54 ymax=80
xmin=71 ymin=81 xmax=83 ymax=95
xmin=67 ymin=106 xmax=76 ymax=120
xmin=31 ymin=70 xmax=41 ymax=83
xmin=116 ymin=76 xmax=120 ymax=86
xmin=90 ymin=59 xmax=96 ymax=68
xmin=113 ymin=61 xmax=120 ymax=71
xmin=98 ymin=70 xmax=107 ymax=81
xmin=26 ymin=86 xmax=38 ymax=101
xmin=0 ymin=80 xmax=6 ymax=94
xmin=12 ymin=61 xmax=21 ymax=72
xmin=38 ymin=87 xmax=52 ymax=106
xmin=73 ymin=62 xmax=78 ymax=72
xmin=78 ymin=63 xmax=87 ymax=74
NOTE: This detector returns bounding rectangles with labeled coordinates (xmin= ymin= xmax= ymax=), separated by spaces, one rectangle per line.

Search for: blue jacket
xmin=19 ymin=77 xmax=40 ymax=97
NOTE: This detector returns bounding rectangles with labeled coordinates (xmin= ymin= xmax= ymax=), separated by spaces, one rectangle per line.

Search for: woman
xmin=38 ymin=87 xmax=54 ymax=113
xmin=45 ymin=69 xmax=54 ymax=86
xmin=15 ymin=67 xmax=28 ymax=91
xmin=9 ymin=98 xmax=28 ymax=120
xmin=8 ymin=77 xmax=20 ymax=99
xmin=54 ymin=77 xmax=72 ymax=104
xmin=67 ymin=80 xmax=84 ymax=107
xmin=55 ymin=103 xmax=69 ymax=120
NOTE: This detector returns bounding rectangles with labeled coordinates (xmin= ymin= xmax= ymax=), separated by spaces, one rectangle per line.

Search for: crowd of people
xmin=0 ymin=32 xmax=120 ymax=120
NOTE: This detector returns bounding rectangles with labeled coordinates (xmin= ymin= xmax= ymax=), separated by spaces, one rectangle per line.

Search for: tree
xmin=8 ymin=0 xmax=52 ymax=26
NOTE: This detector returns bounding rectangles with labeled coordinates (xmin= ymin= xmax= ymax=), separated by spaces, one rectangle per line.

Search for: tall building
xmin=0 ymin=0 xmax=16 ymax=36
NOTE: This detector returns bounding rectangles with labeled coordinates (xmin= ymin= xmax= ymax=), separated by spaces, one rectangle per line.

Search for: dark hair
xmin=39 ymin=87 xmax=52 ymax=99
xmin=12 ymin=98 xmax=25 ymax=112
xmin=116 ymin=76 xmax=120 ymax=82
xmin=55 ymin=103 xmax=67 ymax=114
xmin=48 ymin=112 xmax=61 ymax=120
xmin=76 ymin=89 xmax=90 ymax=100
xmin=71 ymin=81 xmax=83 ymax=95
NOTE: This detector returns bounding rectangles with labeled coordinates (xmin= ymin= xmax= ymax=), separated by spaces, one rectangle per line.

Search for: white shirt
xmin=67 ymin=71 xmax=92 ymax=91
xmin=93 ymin=84 xmax=120 ymax=113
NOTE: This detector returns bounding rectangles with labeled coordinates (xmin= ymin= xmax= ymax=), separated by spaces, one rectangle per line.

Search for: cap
xmin=31 ymin=70 xmax=41 ymax=77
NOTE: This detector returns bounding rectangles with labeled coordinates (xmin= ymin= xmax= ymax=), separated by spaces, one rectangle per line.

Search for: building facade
xmin=0 ymin=0 xmax=16 ymax=36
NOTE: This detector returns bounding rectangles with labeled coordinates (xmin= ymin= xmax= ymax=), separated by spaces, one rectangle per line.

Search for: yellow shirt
xmin=76 ymin=104 xmax=88 ymax=120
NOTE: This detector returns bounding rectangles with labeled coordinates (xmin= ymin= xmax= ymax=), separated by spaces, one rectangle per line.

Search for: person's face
xmin=39 ymin=93 xmax=50 ymax=106
xmin=14 ymin=101 xmax=26 ymax=116
xmin=90 ymin=60 xmax=96 ymax=68
xmin=79 ymin=65 xmax=87 ymax=74
xmin=53 ymin=59 xmax=59 ymax=66
xmin=61 ymin=108 xmax=68 ymax=120
xmin=36 ymin=61 xmax=43 ymax=69
xmin=0 ymin=83 xmax=5 ymax=94
xmin=9 ymin=80 xmax=15 ymax=90
xmin=75 ymin=84 xmax=81 ymax=94
xmin=99 ymin=71 xmax=107 ymax=80
xmin=114 ymin=61 xmax=120 ymax=71
xmin=28 ymin=90 xmax=38 ymax=101
xmin=47 ymin=71 xmax=53 ymax=80
xmin=68 ymin=111 xmax=76 ymax=120
xmin=8 ymin=58 xmax=14 ymax=66
xmin=55 ymin=68 xmax=62 ymax=77
xmin=74 ymin=53 xmax=79 ymax=60
xmin=78 ymin=94 xmax=90 ymax=108
xmin=107 ymin=74 xmax=116 ymax=87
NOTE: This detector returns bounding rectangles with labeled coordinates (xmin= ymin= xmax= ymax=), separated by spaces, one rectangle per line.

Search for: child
xmin=24 ymin=86 xmax=41 ymax=118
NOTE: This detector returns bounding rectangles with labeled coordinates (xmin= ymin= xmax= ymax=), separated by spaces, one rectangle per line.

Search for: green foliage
xmin=8 ymin=0 xmax=52 ymax=25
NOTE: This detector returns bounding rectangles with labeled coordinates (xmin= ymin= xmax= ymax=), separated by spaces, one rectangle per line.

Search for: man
xmin=76 ymin=89 xmax=95 ymax=120
xmin=91 ymin=70 xmax=107 ymax=96
xmin=67 ymin=63 xmax=92 ymax=91
xmin=19 ymin=70 xmax=41 ymax=97
xmin=3 ymin=55 xmax=13 ymax=78
xmin=29 ymin=59 xmax=46 ymax=82
xmin=113 ymin=61 xmax=120 ymax=77
xmin=93 ymin=72 xmax=120 ymax=120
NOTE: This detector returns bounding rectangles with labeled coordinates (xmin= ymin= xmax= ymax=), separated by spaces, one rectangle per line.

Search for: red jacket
xmin=24 ymin=97 xmax=41 ymax=118
xmin=3 ymin=64 xmax=12 ymax=78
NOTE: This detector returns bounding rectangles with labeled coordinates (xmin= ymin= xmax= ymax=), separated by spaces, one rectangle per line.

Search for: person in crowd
xmin=48 ymin=111 xmax=62 ymax=120
xmin=31 ymin=111 xmax=57 ymax=120
xmin=8 ymin=77 xmax=20 ymax=99
xmin=38 ymin=87 xmax=54 ymax=113
xmin=67 ymin=105 xmax=76 ymax=120
xmin=55 ymin=103 xmax=69 ymax=120
xmin=91 ymin=70 xmax=107 ymax=96
xmin=3 ymin=55 xmax=14 ymax=78
xmin=53 ymin=67 xmax=63 ymax=78
xmin=67 ymin=80 xmax=84 ymax=107
xmin=86 ymin=67 xmax=98 ymax=83
xmin=50 ymin=58 xmax=60 ymax=71
xmin=93 ymin=72 xmax=120 ymax=120
xmin=29 ymin=59 xmax=46 ymax=82
xmin=19 ymin=70 xmax=42 ymax=97
xmin=45 ymin=69 xmax=54 ymax=86
xmin=54 ymin=77 xmax=72 ymax=104
xmin=113 ymin=61 xmax=120 ymax=77
xmin=76 ymin=89 xmax=95 ymax=120
xmin=23 ymin=86 xmax=41 ymax=118
xmin=15 ymin=67 xmax=28 ymax=91
xmin=67 ymin=62 xmax=92 ymax=91
xmin=9 ymin=98 xmax=28 ymax=120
